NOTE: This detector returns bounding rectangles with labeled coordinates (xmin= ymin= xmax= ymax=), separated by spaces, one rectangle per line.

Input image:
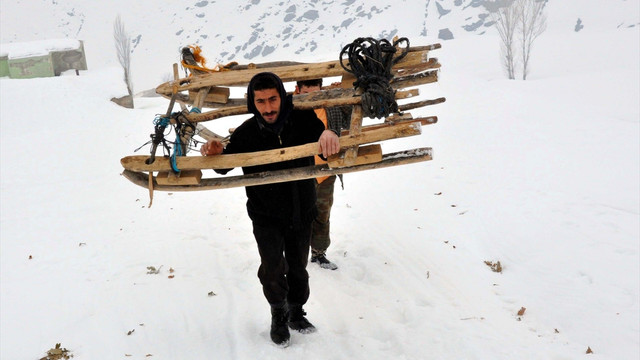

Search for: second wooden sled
xmin=120 ymin=37 xmax=445 ymax=195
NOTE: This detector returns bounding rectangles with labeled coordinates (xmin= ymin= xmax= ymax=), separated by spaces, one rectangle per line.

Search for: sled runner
xmin=120 ymin=37 xmax=445 ymax=198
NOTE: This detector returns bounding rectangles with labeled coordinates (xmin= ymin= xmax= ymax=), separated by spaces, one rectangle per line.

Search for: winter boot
xmin=311 ymin=252 xmax=338 ymax=270
xmin=270 ymin=303 xmax=290 ymax=346
xmin=287 ymin=303 xmax=316 ymax=334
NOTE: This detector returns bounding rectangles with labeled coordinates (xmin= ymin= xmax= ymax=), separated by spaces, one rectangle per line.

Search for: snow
xmin=0 ymin=38 xmax=83 ymax=59
xmin=1 ymin=1 xmax=639 ymax=360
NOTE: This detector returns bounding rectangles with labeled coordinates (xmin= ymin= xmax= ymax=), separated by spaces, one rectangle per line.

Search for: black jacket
xmin=217 ymin=72 xmax=326 ymax=227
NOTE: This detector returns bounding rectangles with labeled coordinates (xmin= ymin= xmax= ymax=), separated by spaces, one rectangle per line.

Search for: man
xmin=295 ymin=79 xmax=352 ymax=271
xmin=200 ymin=72 xmax=340 ymax=346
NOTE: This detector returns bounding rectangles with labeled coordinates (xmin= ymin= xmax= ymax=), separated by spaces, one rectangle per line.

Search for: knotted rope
xmin=136 ymin=108 xmax=199 ymax=173
xmin=339 ymin=37 xmax=410 ymax=119
xmin=181 ymin=45 xmax=238 ymax=73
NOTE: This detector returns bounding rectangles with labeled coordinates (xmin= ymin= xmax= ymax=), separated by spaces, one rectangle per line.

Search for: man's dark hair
xmin=296 ymin=78 xmax=323 ymax=88
xmin=252 ymin=73 xmax=281 ymax=91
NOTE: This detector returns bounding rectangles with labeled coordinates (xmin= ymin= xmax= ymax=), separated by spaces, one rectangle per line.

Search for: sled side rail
xmin=122 ymin=148 xmax=433 ymax=192
xmin=156 ymin=46 xmax=440 ymax=95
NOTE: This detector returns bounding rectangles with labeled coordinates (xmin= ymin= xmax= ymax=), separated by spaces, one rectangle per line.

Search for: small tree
xmin=518 ymin=0 xmax=547 ymax=80
xmin=489 ymin=0 xmax=547 ymax=80
xmin=490 ymin=0 xmax=520 ymax=79
xmin=113 ymin=14 xmax=134 ymax=108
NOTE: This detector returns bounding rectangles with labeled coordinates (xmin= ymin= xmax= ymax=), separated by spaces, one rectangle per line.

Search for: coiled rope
xmin=339 ymin=37 xmax=410 ymax=119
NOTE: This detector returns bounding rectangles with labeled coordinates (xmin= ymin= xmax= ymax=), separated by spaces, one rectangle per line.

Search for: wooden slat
xmin=186 ymin=88 xmax=419 ymax=123
xmin=188 ymin=86 xmax=230 ymax=104
xmin=343 ymin=105 xmax=363 ymax=166
xmin=340 ymin=116 xmax=436 ymax=135
xmin=122 ymin=148 xmax=433 ymax=191
xmin=121 ymin=121 xmax=423 ymax=172
xmin=327 ymin=144 xmax=382 ymax=168
xmin=392 ymin=58 xmax=440 ymax=77
xmin=398 ymin=97 xmax=446 ymax=112
xmin=195 ymin=123 xmax=228 ymax=142
xmin=391 ymin=70 xmax=438 ymax=89
xmin=156 ymin=170 xmax=203 ymax=185
xmin=407 ymin=43 xmax=441 ymax=52
xmin=340 ymin=72 xmax=357 ymax=88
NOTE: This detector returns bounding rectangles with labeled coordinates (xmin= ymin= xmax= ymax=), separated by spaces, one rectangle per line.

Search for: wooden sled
xmin=120 ymin=38 xmax=445 ymax=198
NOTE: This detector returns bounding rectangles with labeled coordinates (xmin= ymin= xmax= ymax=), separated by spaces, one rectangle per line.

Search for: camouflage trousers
xmin=311 ymin=175 xmax=336 ymax=255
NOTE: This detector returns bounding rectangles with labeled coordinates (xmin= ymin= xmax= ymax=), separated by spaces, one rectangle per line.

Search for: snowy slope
xmin=1 ymin=1 xmax=639 ymax=359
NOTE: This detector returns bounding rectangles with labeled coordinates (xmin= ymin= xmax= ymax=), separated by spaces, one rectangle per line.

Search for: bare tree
xmin=490 ymin=0 xmax=520 ymax=80
xmin=517 ymin=0 xmax=547 ymax=80
xmin=113 ymin=14 xmax=134 ymax=108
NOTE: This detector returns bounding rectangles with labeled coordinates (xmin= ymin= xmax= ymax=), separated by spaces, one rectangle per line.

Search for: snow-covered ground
xmin=1 ymin=1 xmax=639 ymax=359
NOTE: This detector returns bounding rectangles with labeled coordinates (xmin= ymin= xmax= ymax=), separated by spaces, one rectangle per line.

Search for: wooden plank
xmin=340 ymin=116 xmax=437 ymax=135
xmin=391 ymin=70 xmax=438 ymax=89
xmin=292 ymin=88 xmax=420 ymax=110
xmin=121 ymin=121 xmax=423 ymax=172
xmin=156 ymin=170 xmax=203 ymax=185
xmin=407 ymin=43 xmax=441 ymax=52
xmin=195 ymin=123 xmax=228 ymax=142
xmin=398 ymin=97 xmax=446 ymax=112
xmin=122 ymin=148 xmax=433 ymax=192
xmin=169 ymin=94 xmax=247 ymax=108
xmin=343 ymin=105 xmax=363 ymax=166
xmin=188 ymin=86 xmax=230 ymax=104
xmin=340 ymin=72 xmax=357 ymax=88
xmin=156 ymin=48 xmax=437 ymax=95
xmin=392 ymin=58 xmax=440 ymax=78
xmin=385 ymin=113 xmax=414 ymax=122
xmin=327 ymin=144 xmax=382 ymax=168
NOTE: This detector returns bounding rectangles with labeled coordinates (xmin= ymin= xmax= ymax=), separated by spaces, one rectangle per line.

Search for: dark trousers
xmin=252 ymin=221 xmax=311 ymax=306
xmin=311 ymin=175 xmax=336 ymax=255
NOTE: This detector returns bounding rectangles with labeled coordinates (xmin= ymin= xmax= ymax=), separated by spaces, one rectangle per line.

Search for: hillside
xmin=1 ymin=1 xmax=639 ymax=359
xmin=2 ymin=0 xmax=638 ymax=90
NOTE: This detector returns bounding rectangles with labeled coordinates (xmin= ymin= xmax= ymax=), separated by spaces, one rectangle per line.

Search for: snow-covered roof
xmin=0 ymin=39 xmax=82 ymax=60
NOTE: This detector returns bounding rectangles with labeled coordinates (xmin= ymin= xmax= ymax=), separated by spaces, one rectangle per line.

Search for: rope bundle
xmin=137 ymin=109 xmax=199 ymax=172
xmin=339 ymin=37 xmax=410 ymax=119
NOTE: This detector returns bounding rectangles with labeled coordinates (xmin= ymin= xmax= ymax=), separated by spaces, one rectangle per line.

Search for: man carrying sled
xmin=200 ymin=72 xmax=340 ymax=346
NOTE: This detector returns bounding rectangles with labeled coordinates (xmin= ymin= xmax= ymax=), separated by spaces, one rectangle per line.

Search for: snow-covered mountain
xmin=2 ymin=0 xmax=638 ymax=90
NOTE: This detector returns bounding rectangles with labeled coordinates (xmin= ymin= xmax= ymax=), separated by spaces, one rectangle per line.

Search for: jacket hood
xmin=247 ymin=72 xmax=293 ymax=134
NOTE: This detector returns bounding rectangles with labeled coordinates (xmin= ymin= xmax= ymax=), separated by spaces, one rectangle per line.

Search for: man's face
xmin=297 ymin=84 xmax=321 ymax=94
xmin=253 ymin=88 xmax=281 ymax=124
